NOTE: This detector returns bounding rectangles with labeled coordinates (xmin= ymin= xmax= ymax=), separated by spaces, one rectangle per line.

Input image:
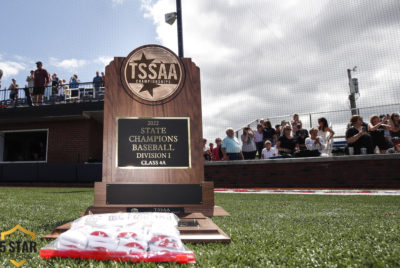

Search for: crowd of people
xmin=203 ymin=113 xmax=400 ymax=161
xmin=345 ymin=114 xmax=400 ymax=155
xmin=0 ymin=62 xmax=105 ymax=107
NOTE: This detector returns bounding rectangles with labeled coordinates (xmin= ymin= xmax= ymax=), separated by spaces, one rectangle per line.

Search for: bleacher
xmin=332 ymin=140 xmax=347 ymax=155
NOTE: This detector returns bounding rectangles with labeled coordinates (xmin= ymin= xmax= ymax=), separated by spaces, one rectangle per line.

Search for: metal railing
xmin=0 ymin=82 xmax=104 ymax=107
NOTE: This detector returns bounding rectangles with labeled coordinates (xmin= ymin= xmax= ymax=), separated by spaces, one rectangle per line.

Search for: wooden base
xmin=42 ymin=208 xmax=230 ymax=243
xmin=213 ymin=206 xmax=230 ymax=217
xmin=93 ymin=181 xmax=217 ymax=217
xmin=81 ymin=204 xmax=229 ymax=218
xmin=41 ymin=221 xmax=72 ymax=240
xmin=178 ymin=213 xmax=230 ymax=243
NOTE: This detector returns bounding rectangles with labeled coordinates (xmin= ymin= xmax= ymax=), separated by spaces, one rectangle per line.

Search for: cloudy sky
xmin=1 ymin=0 xmax=400 ymax=141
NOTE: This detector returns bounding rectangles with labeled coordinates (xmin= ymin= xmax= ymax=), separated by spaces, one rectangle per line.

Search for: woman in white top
xmin=317 ymin=117 xmax=335 ymax=154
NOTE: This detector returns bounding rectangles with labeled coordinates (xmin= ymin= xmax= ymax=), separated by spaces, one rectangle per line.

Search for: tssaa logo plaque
xmin=122 ymin=45 xmax=185 ymax=104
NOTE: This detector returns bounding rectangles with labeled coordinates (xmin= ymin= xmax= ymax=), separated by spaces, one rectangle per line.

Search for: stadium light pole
xmin=347 ymin=67 xmax=359 ymax=115
xmin=165 ymin=0 xmax=184 ymax=58
xmin=0 ymin=69 xmax=3 ymax=89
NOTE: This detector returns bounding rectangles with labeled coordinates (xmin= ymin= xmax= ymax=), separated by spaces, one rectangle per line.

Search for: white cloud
xmin=0 ymin=61 xmax=26 ymax=80
xmin=94 ymin=56 xmax=113 ymax=67
xmin=141 ymin=0 xmax=400 ymax=141
xmin=49 ymin=57 xmax=87 ymax=70
xmin=14 ymin=55 xmax=27 ymax=62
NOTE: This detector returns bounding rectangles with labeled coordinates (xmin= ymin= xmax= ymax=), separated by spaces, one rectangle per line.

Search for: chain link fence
xmin=235 ymin=103 xmax=400 ymax=141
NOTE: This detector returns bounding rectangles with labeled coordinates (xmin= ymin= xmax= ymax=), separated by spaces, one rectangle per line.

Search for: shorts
xmin=227 ymin=153 xmax=242 ymax=160
xmin=10 ymin=91 xmax=18 ymax=100
xmin=33 ymin=86 xmax=45 ymax=95
xmin=242 ymin=151 xmax=256 ymax=160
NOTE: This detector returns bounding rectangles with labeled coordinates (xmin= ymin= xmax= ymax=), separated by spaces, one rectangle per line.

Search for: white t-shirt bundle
xmin=50 ymin=213 xmax=185 ymax=253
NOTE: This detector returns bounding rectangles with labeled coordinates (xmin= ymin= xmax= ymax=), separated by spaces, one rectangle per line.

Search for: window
xmin=0 ymin=130 xmax=48 ymax=162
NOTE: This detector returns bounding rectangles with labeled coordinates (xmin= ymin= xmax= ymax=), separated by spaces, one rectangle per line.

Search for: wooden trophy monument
xmin=89 ymin=45 xmax=229 ymax=242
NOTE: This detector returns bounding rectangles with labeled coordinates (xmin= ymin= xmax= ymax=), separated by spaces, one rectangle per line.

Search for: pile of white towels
xmin=50 ymin=213 xmax=185 ymax=253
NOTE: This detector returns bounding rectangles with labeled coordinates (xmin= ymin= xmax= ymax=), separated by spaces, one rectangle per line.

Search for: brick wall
xmin=0 ymin=119 xmax=103 ymax=163
xmin=204 ymin=155 xmax=400 ymax=188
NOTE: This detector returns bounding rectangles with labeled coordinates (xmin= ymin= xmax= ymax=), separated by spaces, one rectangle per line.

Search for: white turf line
xmin=180 ymin=234 xmax=228 ymax=240
xmin=214 ymin=189 xmax=400 ymax=196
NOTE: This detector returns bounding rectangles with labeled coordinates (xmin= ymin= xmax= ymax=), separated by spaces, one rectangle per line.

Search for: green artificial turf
xmin=0 ymin=187 xmax=399 ymax=267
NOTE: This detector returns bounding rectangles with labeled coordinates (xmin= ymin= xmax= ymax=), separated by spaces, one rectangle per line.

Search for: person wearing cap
xmin=221 ymin=128 xmax=244 ymax=161
xmin=261 ymin=140 xmax=277 ymax=159
xmin=33 ymin=61 xmax=50 ymax=106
